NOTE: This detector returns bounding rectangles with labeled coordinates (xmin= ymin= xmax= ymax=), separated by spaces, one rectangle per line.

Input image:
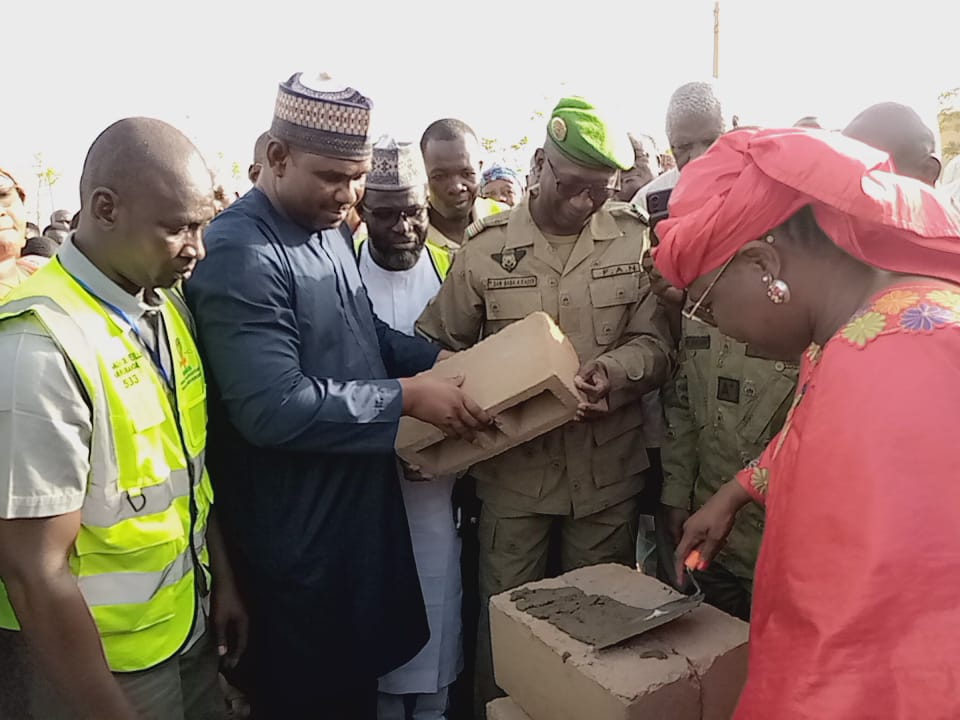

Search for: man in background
xmin=656 ymin=79 xmax=786 ymax=620
xmin=356 ymin=135 xmax=461 ymax=720
xmin=843 ymin=101 xmax=941 ymax=186
xmin=480 ymin=164 xmax=522 ymax=207
xmin=247 ymin=131 xmax=269 ymax=184
xmin=421 ymin=118 xmax=501 ymax=251
xmin=616 ymin=133 xmax=659 ymax=203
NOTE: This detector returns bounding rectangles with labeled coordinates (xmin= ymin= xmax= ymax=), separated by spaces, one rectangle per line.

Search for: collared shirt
xmin=0 ymin=236 xmax=206 ymax=649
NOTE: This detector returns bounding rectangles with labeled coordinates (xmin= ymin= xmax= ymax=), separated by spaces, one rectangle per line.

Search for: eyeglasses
xmin=545 ymin=158 xmax=620 ymax=204
xmin=0 ymin=174 xmax=25 ymax=206
xmin=682 ymin=254 xmax=735 ymax=327
xmin=362 ymin=205 xmax=428 ymax=224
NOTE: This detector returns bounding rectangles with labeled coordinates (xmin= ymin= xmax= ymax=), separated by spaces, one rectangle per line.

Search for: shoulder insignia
xmin=491 ymin=247 xmax=527 ymax=273
xmin=466 ymin=208 xmax=512 ymax=240
xmin=607 ymin=200 xmax=649 ymax=226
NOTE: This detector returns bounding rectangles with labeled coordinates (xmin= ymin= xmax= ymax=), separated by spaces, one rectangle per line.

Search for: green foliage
xmin=939 ymin=87 xmax=959 ymax=110
xmin=939 ymin=87 xmax=960 ymax=164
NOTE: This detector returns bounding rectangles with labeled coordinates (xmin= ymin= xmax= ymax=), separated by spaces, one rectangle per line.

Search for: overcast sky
xmin=6 ymin=0 xmax=959 ymax=222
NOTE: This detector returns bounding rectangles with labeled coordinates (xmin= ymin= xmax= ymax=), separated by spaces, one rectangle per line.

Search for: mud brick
xmin=397 ymin=312 xmax=580 ymax=476
xmin=486 ymin=697 xmax=533 ymax=720
xmin=490 ymin=564 xmax=749 ymax=720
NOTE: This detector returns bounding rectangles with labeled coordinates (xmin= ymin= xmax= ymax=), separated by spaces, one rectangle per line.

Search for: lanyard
xmin=65 ymin=264 xmax=174 ymax=389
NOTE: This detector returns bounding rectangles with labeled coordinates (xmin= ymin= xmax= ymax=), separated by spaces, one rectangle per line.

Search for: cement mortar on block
xmin=490 ymin=564 xmax=749 ymax=720
xmin=396 ymin=311 xmax=581 ymax=476
xmin=486 ymin=697 xmax=533 ymax=720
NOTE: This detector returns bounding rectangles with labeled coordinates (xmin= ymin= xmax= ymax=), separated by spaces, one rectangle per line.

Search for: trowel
xmin=591 ymin=552 xmax=706 ymax=651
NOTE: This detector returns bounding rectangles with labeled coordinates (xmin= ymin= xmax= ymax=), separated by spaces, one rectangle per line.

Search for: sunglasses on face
xmin=682 ymin=254 xmax=735 ymax=328
xmin=545 ymin=158 xmax=620 ymax=204
xmin=363 ymin=205 xmax=428 ymax=224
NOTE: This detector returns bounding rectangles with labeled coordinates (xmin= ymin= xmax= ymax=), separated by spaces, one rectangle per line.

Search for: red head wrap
xmin=654 ymin=127 xmax=960 ymax=289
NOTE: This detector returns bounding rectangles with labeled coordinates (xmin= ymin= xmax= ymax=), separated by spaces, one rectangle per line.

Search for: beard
xmin=381 ymin=247 xmax=423 ymax=271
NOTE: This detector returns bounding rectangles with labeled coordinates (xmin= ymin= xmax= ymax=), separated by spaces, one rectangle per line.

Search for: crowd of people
xmin=0 ymin=70 xmax=959 ymax=720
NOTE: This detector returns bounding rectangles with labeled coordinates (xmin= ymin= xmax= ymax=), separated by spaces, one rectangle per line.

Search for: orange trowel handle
xmin=684 ymin=550 xmax=708 ymax=572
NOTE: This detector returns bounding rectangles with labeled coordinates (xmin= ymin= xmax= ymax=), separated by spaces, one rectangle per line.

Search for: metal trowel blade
xmin=591 ymin=589 xmax=705 ymax=651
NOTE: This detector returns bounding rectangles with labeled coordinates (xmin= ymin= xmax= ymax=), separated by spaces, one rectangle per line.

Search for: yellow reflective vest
xmin=0 ymin=259 xmax=213 ymax=671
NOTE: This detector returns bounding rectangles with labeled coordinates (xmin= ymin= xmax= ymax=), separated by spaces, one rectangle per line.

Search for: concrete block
xmin=486 ymin=697 xmax=533 ymax=720
xmin=397 ymin=312 xmax=580 ymax=476
xmin=490 ymin=564 xmax=749 ymax=720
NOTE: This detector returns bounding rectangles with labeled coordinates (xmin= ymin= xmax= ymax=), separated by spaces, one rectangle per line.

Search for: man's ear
xmin=89 ymin=187 xmax=120 ymax=230
xmin=922 ymin=155 xmax=942 ymax=187
xmin=267 ymin=139 xmax=291 ymax=178
xmin=533 ymin=147 xmax=545 ymax=174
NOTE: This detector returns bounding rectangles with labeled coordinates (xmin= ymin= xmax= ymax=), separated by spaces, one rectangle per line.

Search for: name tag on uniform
xmin=717 ymin=376 xmax=741 ymax=404
xmin=111 ymin=349 xmax=146 ymax=390
xmin=591 ymin=263 xmax=640 ymax=279
xmin=486 ymin=276 xmax=538 ymax=290
xmin=106 ymin=339 xmax=166 ymax=431
xmin=684 ymin=335 xmax=711 ymax=350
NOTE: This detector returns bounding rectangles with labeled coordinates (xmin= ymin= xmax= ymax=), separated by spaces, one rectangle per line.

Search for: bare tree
xmin=939 ymin=87 xmax=960 ymax=164
xmin=32 ymin=154 xmax=61 ymax=227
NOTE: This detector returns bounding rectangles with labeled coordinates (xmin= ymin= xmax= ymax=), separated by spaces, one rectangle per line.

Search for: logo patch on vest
xmin=175 ymin=337 xmax=203 ymax=390
xmin=492 ymin=248 xmax=526 ymax=272
xmin=486 ymin=276 xmax=538 ymax=290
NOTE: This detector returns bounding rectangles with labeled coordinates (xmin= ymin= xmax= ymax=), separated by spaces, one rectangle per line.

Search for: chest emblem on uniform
xmin=492 ymin=248 xmax=526 ymax=272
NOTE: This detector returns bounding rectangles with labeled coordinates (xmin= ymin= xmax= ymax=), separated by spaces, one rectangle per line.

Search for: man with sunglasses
xmin=416 ymin=96 xmax=674 ymax=718
xmin=355 ymin=136 xmax=462 ymax=718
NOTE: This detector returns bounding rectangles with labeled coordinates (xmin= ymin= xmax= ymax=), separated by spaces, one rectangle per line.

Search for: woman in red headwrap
xmin=0 ymin=168 xmax=40 ymax=298
xmin=655 ymin=127 xmax=960 ymax=719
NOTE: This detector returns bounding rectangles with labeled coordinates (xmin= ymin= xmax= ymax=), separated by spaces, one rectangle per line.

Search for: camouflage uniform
xmin=660 ymin=320 xmax=799 ymax=618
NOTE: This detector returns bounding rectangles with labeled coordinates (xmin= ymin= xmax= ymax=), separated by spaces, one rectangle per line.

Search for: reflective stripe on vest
xmin=0 ymin=260 xmax=213 ymax=671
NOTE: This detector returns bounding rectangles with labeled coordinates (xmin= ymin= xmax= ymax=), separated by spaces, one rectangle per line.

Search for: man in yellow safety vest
xmin=0 ymin=117 xmax=246 ymax=720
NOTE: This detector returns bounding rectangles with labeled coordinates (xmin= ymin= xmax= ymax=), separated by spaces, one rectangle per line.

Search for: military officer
xmin=659 ymin=322 xmax=798 ymax=620
xmin=416 ymin=97 xmax=674 ymax=717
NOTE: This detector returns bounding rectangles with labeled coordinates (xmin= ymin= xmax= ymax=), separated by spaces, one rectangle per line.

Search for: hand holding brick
xmin=397 ymin=312 xmax=582 ymax=477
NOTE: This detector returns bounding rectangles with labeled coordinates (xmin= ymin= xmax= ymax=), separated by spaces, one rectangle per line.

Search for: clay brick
xmin=486 ymin=697 xmax=534 ymax=720
xmin=490 ymin=564 xmax=749 ymax=720
xmin=397 ymin=312 xmax=581 ymax=476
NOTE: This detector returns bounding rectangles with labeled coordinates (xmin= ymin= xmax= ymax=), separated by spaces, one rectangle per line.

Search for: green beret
xmin=547 ymin=96 xmax=634 ymax=171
